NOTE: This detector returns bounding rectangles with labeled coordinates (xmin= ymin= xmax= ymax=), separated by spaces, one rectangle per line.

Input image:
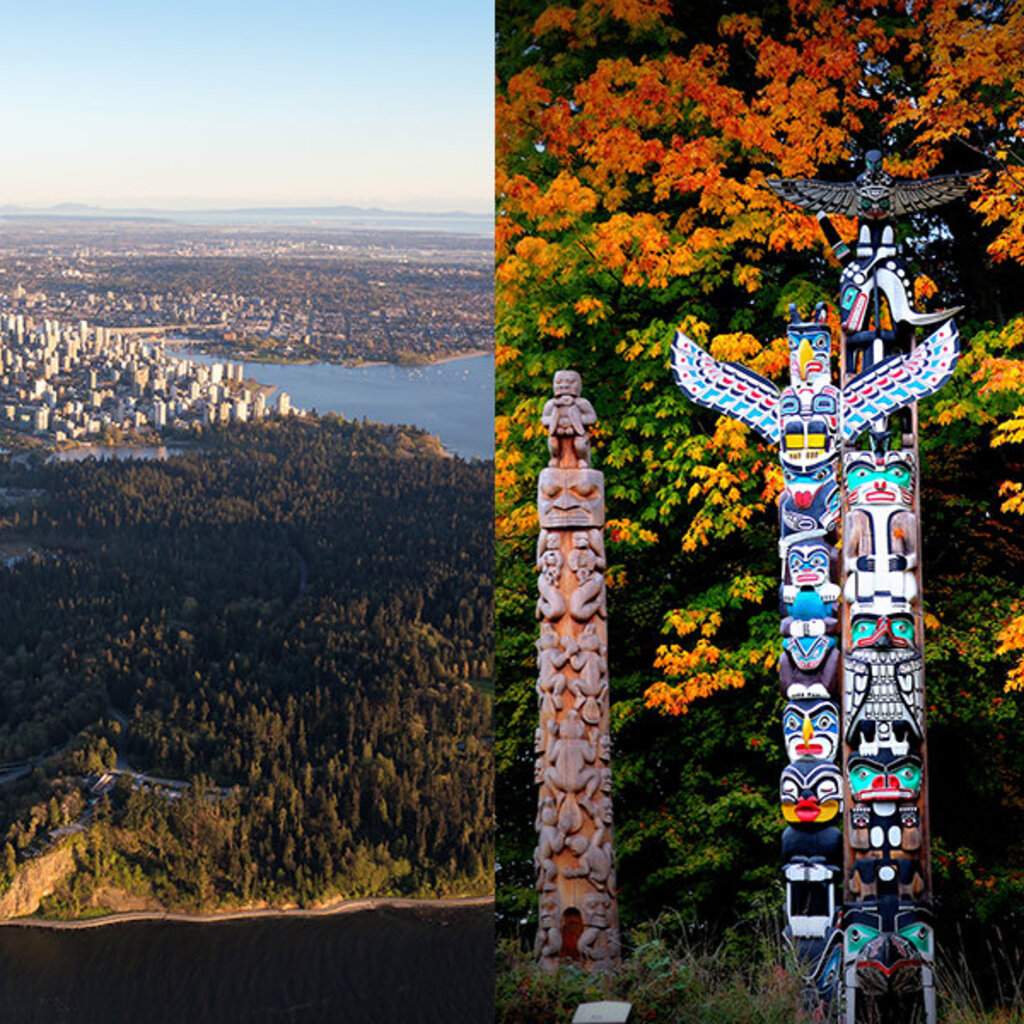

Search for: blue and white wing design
xmin=671 ymin=331 xmax=780 ymax=445
xmin=841 ymin=319 xmax=960 ymax=443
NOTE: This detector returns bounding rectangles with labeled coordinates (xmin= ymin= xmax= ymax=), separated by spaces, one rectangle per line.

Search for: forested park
xmin=0 ymin=416 xmax=493 ymax=913
xmin=496 ymin=1 xmax=1024 ymax=1020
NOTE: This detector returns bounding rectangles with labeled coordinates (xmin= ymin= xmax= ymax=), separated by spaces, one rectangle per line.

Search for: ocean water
xmin=166 ymin=347 xmax=495 ymax=460
xmin=0 ymin=904 xmax=493 ymax=1024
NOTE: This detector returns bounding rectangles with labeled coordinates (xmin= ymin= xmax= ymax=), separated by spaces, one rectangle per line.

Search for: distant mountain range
xmin=0 ymin=203 xmax=493 ymax=233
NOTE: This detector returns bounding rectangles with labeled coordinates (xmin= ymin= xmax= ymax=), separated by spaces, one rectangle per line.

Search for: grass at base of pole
xmin=497 ymin=914 xmax=1024 ymax=1024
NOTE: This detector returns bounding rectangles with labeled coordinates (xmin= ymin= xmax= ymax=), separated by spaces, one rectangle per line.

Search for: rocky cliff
xmin=0 ymin=841 xmax=78 ymax=918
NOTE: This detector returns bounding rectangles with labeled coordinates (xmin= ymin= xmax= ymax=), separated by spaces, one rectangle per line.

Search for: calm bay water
xmin=166 ymin=346 xmax=494 ymax=460
xmin=0 ymin=904 xmax=493 ymax=1024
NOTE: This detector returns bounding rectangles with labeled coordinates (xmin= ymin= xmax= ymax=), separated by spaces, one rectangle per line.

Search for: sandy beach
xmin=0 ymin=893 xmax=494 ymax=930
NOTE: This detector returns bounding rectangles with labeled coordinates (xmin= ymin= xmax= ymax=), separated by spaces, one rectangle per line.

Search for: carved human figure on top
xmin=542 ymin=370 xmax=597 ymax=467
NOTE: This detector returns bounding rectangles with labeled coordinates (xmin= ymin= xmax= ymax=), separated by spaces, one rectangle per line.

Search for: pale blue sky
xmin=0 ymin=0 xmax=493 ymax=210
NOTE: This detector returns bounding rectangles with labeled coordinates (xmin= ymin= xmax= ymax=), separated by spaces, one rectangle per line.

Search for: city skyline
xmin=0 ymin=0 xmax=493 ymax=212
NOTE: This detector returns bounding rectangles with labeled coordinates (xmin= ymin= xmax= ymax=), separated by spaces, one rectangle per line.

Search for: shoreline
xmin=164 ymin=341 xmax=491 ymax=370
xmin=0 ymin=893 xmax=493 ymax=931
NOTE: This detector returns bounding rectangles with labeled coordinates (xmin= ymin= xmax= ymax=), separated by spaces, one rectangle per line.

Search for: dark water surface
xmin=0 ymin=904 xmax=493 ymax=1024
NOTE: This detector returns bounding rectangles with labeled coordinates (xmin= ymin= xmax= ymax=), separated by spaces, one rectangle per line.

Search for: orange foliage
xmin=497 ymin=0 xmax=1024 ymax=712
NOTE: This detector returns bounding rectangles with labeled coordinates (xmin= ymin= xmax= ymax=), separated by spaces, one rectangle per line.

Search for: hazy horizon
xmin=0 ymin=198 xmax=493 ymax=215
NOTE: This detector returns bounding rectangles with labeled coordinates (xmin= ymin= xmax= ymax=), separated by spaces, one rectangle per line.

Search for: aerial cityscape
xmin=0 ymin=218 xmax=493 ymax=447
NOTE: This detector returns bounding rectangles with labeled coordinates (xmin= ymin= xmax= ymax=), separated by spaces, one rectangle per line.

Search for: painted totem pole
xmin=534 ymin=370 xmax=620 ymax=970
xmin=669 ymin=149 xmax=968 ymax=1022
xmin=769 ymin=151 xmax=974 ymax=1024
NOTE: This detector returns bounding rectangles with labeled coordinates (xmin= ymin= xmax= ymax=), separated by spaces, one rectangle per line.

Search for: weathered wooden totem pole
xmin=670 ymin=151 xmax=971 ymax=1021
xmin=534 ymin=370 xmax=620 ymax=970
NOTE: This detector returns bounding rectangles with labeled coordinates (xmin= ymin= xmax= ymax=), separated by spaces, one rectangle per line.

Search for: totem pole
xmin=769 ymin=151 xmax=975 ymax=1024
xmin=668 ymin=149 xmax=968 ymax=1022
xmin=534 ymin=370 xmax=620 ymax=970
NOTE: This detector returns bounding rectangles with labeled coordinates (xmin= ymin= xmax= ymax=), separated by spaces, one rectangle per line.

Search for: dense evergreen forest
xmin=0 ymin=417 xmax=493 ymax=913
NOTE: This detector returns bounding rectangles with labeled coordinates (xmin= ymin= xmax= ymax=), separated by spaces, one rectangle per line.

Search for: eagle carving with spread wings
xmin=766 ymin=149 xmax=982 ymax=220
xmin=670 ymin=319 xmax=959 ymax=445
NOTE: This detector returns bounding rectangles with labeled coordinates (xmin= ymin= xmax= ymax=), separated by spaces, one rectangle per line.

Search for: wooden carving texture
xmin=534 ymin=370 xmax=620 ymax=971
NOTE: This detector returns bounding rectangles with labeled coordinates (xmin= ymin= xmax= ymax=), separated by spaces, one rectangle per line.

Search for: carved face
xmin=783 ymin=700 xmax=839 ymax=762
xmin=845 ymin=453 xmax=915 ymax=509
xmin=848 ymin=719 xmax=917 ymax=759
xmin=786 ymin=539 xmax=833 ymax=589
xmin=780 ymin=762 xmax=843 ymax=824
xmin=844 ymin=903 xmax=934 ymax=979
xmin=851 ymin=613 xmax=915 ymax=649
xmin=848 ymin=754 xmax=923 ymax=803
xmin=538 ymin=895 xmax=559 ymax=929
xmin=779 ymin=385 xmax=840 ymax=470
xmin=582 ymin=891 xmax=609 ymax=925
xmin=787 ymin=323 xmax=832 ymax=385
xmin=552 ymin=370 xmax=582 ymax=398
xmin=782 ymin=460 xmax=838 ymax=511
xmin=538 ymin=468 xmax=604 ymax=528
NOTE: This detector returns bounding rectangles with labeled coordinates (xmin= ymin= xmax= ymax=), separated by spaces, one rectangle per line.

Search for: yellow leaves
xmin=591 ymin=212 xmax=677 ymax=288
xmin=664 ymin=608 xmax=722 ymax=639
xmin=972 ymin=167 xmax=1024 ymax=266
xmin=936 ymin=400 xmax=993 ymax=428
xmin=999 ymin=481 xmax=1024 ymax=515
xmin=536 ymin=309 xmax=570 ymax=339
xmin=718 ymin=13 xmax=762 ymax=45
xmin=505 ymin=67 xmax=552 ymax=109
xmin=709 ymin=332 xmax=762 ymax=363
xmin=760 ymin=460 xmax=784 ymax=504
xmin=602 ymin=0 xmax=673 ymax=30
xmin=709 ymin=417 xmax=750 ymax=465
xmin=998 ymin=610 xmax=1024 ymax=692
xmin=676 ymin=316 xmax=710 ymax=347
xmin=644 ymin=671 xmax=746 ymax=716
xmin=728 ymin=573 xmax=771 ymax=603
xmin=573 ymin=295 xmax=608 ymax=324
xmin=734 ymin=264 xmax=762 ymax=292
xmin=605 ymin=517 xmax=658 ymax=546
xmin=524 ymin=172 xmax=601 ymax=233
xmin=496 ymin=504 xmax=537 ymax=543
xmin=495 ymin=344 xmax=520 ymax=369
xmin=991 ymin=405 xmax=1024 ymax=447
xmin=687 ymin=457 xmax=746 ymax=503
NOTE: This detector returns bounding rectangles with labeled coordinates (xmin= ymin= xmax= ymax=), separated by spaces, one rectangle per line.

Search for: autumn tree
xmin=496 ymin=0 xmax=1024 ymax=941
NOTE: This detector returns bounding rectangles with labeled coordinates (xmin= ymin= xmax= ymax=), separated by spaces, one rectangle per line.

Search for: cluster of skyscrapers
xmin=0 ymin=314 xmax=291 ymax=442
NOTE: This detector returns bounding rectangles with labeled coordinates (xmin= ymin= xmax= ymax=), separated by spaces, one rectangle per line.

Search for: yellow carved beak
xmin=798 ymin=338 xmax=815 ymax=380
